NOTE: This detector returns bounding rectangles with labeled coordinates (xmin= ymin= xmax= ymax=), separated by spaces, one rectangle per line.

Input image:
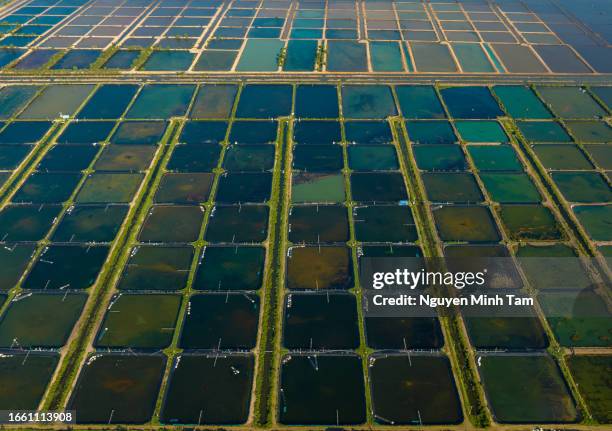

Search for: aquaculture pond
xmin=0 ymin=244 xmax=35 ymax=290
xmin=279 ymin=354 xmax=366 ymax=425
xmin=517 ymin=244 xmax=591 ymax=290
xmin=433 ymin=206 xmax=500 ymax=243
xmin=206 ymin=205 xmax=269 ymax=243
xmin=353 ymin=205 xmax=417 ymax=242
xmin=462 ymin=300 xmax=548 ymax=350
xmin=139 ymin=205 xmax=204 ymax=243
xmin=0 ymin=293 xmax=86 ymax=348
xmin=573 ymin=205 xmax=611 ymax=242
xmin=289 ymin=205 xmax=349 ymax=244
xmin=480 ymin=354 xmax=577 ymax=423
xmin=216 ymin=173 xmax=272 ymax=203
xmin=96 ymin=146 xmax=156 ymax=172
xmin=283 ymin=292 xmax=359 ymax=350
xmin=369 ymin=354 xmax=462 ymax=425
xmin=422 ymin=173 xmax=483 ymax=203
xmin=0 ymin=204 xmax=61 ymax=241
xmin=538 ymin=290 xmax=612 ymax=347
xmin=0 ymin=353 xmax=59 ymax=410
xmin=286 ymin=246 xmax=353 ymax=290
xmin=154 ymin=173 xmax=214 ymax=204
xmin=348 ymin=145 xmax=399 ymax=171
xmin=69 ymin=354 xmax=166 ymax=424
xmin=341 ymin=85 xmax=397 ymax=119
xmin=23 ymin=245 xmax=109 ymax=290
xmin=0 ymin=76 xmax=610 ymax=428
xmin=406 ymin=120 xmax=456 ymax=145
xmin=179 ymin=293 xmax=259 ymax=350
xmin=532 ymin=144 xmax=594 ymax=170
xmin=96 ymin=294 xmax=182 ymax=349
xmin=118 ymin=246 xmax=194 ymax=291
xmin=350 ymin=173 xmax=407 ymax=202
xmin=498 ymin=205 xmax=562 ymax=241
xmin=567 ymin=355 xmax=612 ymax=423
xmin=193 ymin=246 xmax=265 ymax=291
xmin=52 ymin=205 xmax=128 ymax=243
xmin=365 ymin=317 xmax=443 ymax=349
xmin=292 ymin=173 xmax=345 ymax=203
xmin=38 ymin=145 xmax=98 ymax=171
xmin=293 ymin=145 xmax=343 ymax=172
xmin=413 ymin=145 xmax=467 ymax=171
xmin=161 ymin=355 xmax=254 ymax=424
xmin=76 ymin=173 xmax=144 ymax=203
